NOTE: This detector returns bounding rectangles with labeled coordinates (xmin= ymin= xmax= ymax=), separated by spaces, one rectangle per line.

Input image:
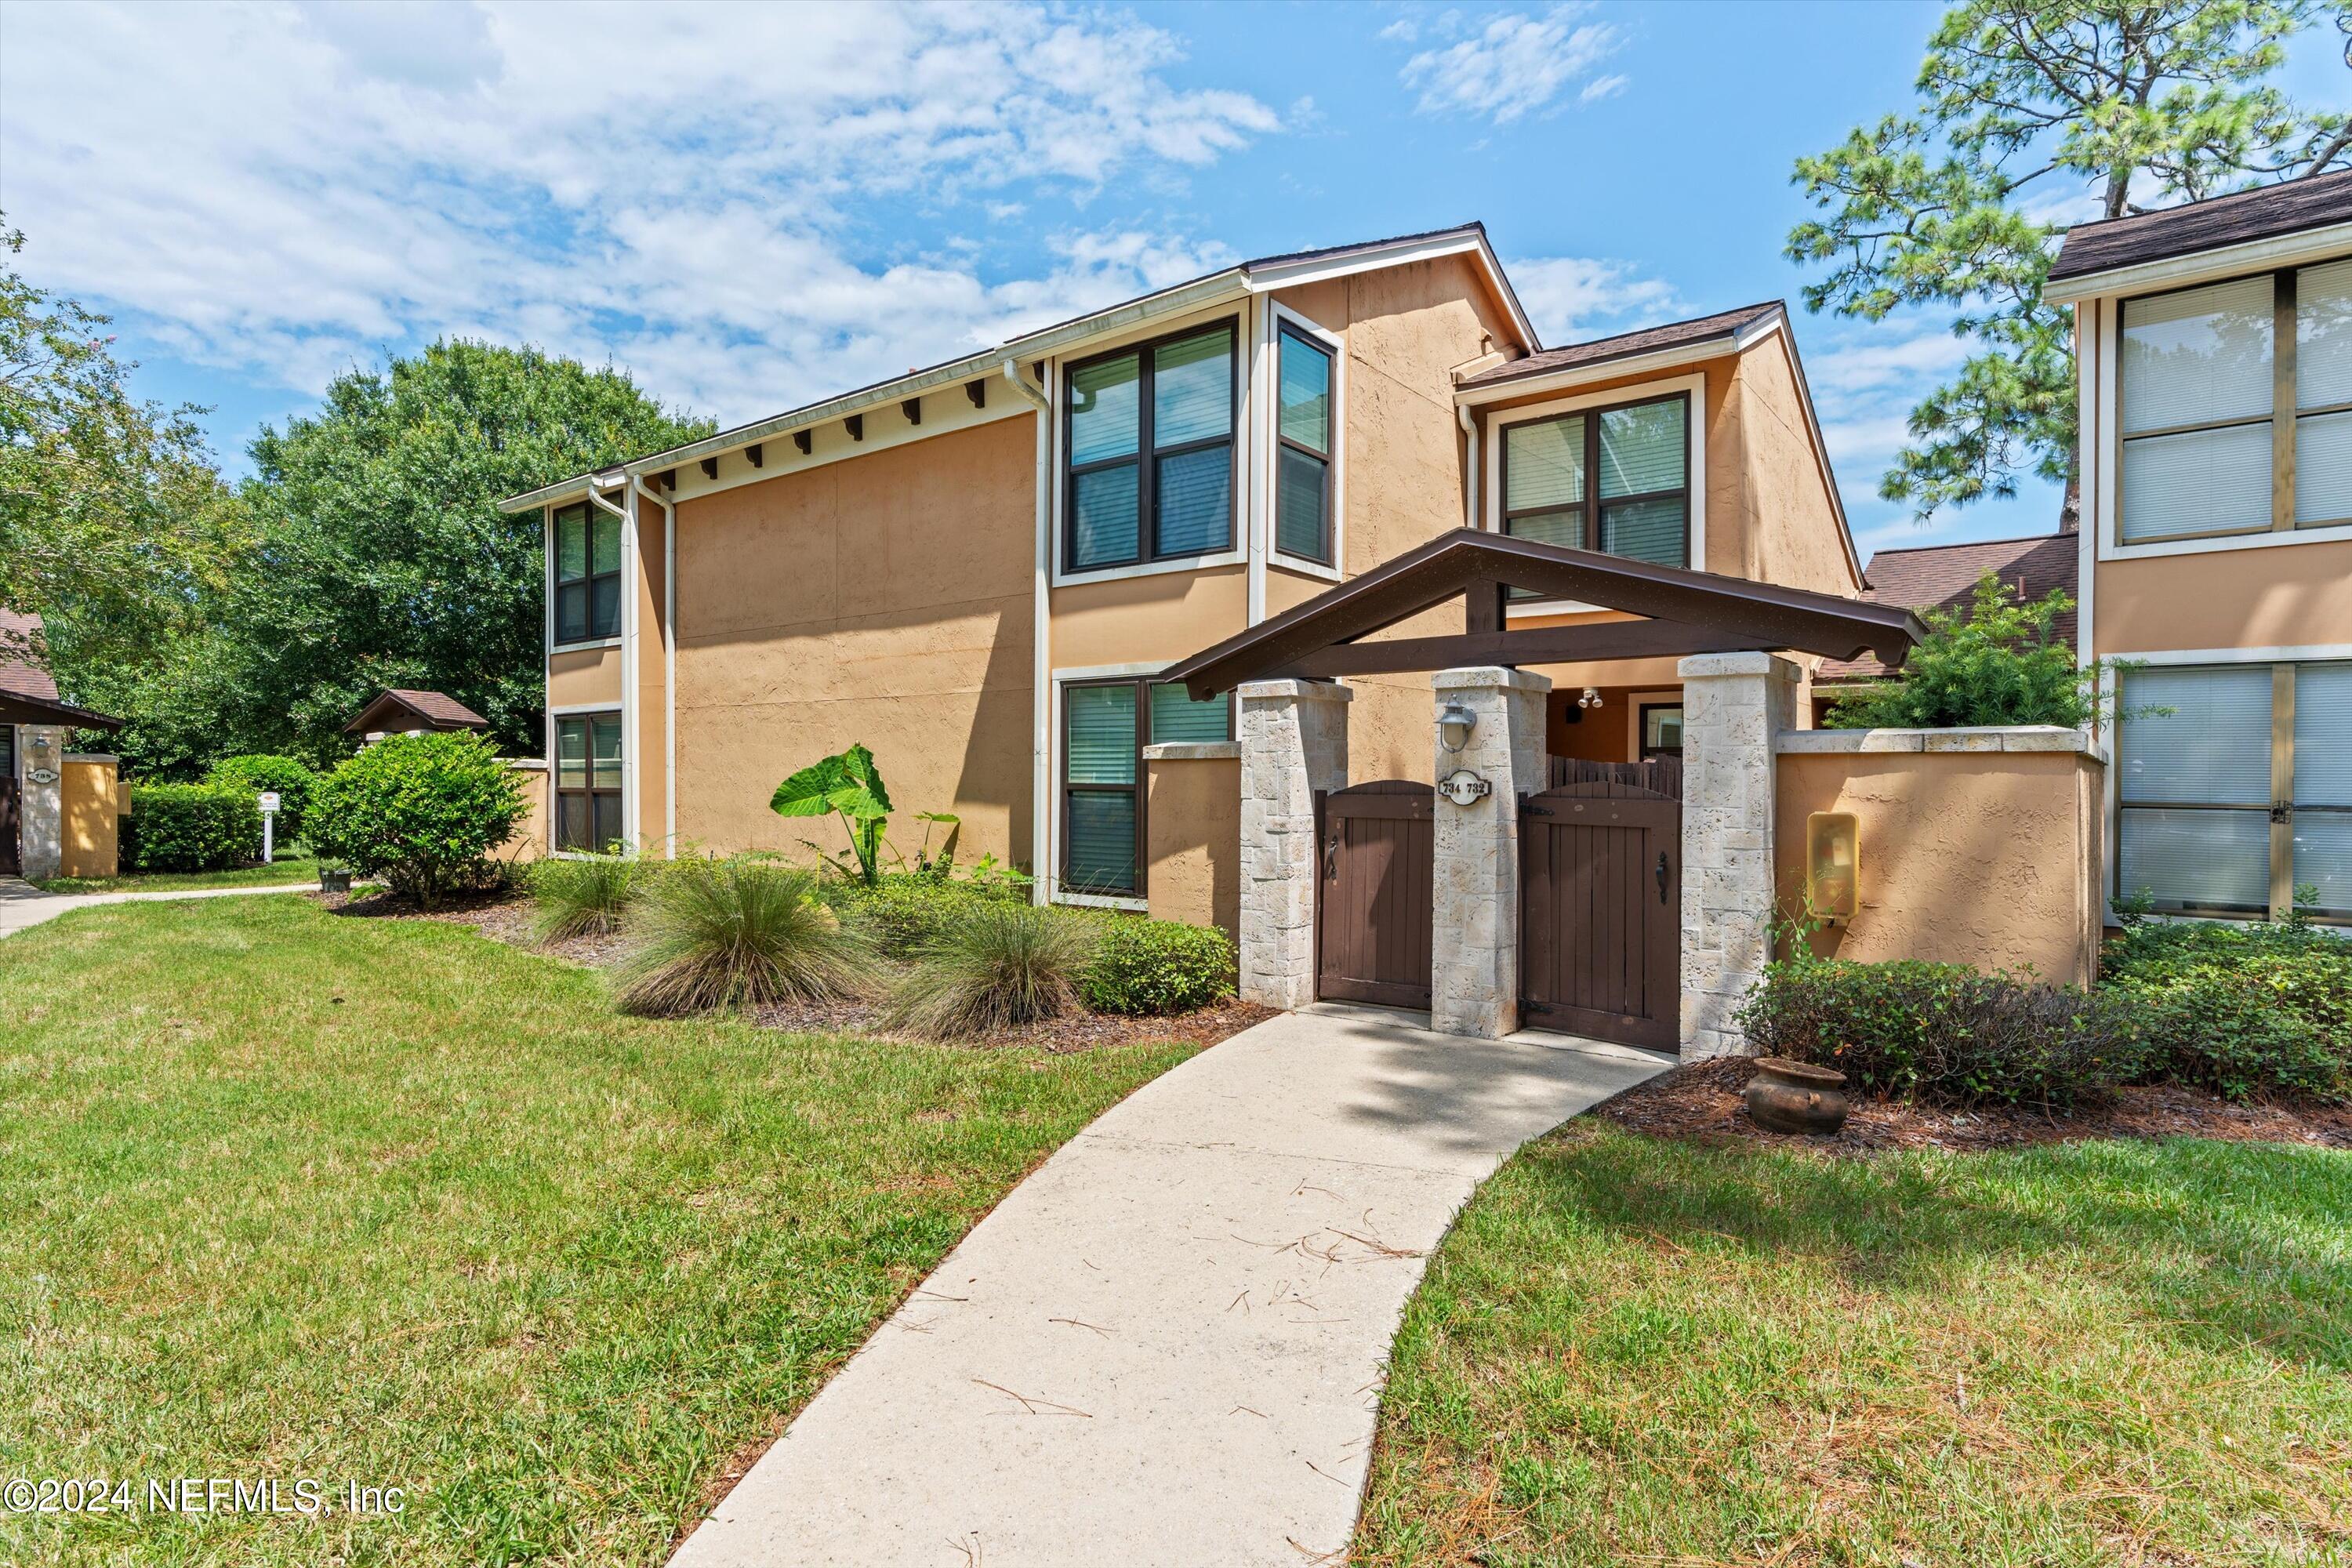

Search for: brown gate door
xmin=0 ymin=778 xmax=18 ymax=877
xmin=1520 ymin=779 xmax=1680 ymax=1050
xmin=1316 ymin=780 xmax=1434 ymax=1011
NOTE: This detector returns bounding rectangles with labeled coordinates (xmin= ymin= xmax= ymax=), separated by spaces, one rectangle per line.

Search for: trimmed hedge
xmin=123 ymin=782 xmax=264 ymax=873
xmin=206 ymin=754 xmax=319 ymax=845
xmin=1081 ymin=917 xmax=1236 ymax=1017
xmin=2101 ymin=917 xmax=2350 ymax=1102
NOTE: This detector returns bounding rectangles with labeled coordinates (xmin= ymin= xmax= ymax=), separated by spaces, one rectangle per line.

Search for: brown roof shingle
xmin=343 ymin=688 xmax=491 ymax=735
xmin=1459 ymin=302 xmax=1784 ymax=389
xmin=1816 ymin=532 xmax=2078 ymax=684
xmin=0 ymin=608 xmax=59 ymax=703
xmin=2048 ymin=169 xmax=2352 ymax=283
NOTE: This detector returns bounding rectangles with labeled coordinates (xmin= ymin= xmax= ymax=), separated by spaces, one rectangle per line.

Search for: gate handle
xmin=1657 ymin=851 xmax=1671 ymax=906
xmin=1323 ymin=832 xmax=1340 ymax=881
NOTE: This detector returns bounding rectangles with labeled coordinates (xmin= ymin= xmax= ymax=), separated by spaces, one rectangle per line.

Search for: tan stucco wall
xmin=60 ymin=756 xmax=118 ymax=880
xmin=675 ymin=418 xmax=1037 ymax=869
xmin=548 ymin=644 xmax=622 ymax=711
xmin=1737 ymin=331 xmax=1860 ymax=596
xmin=1774 ymin=749 xmax=2106 ymax=988
xmin=1051 ymin=567 xmax=1247 ymax=669
xmin=1145 ymin=754 xmax=1240 ymax=935
xmin=2092 ymin=537 xmax=2352 ymax=655
xmin=495 ymin=760 xmax=549 ymax=863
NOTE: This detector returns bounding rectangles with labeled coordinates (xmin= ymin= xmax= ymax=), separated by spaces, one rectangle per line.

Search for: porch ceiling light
xmin=1578 ymin=687 xmax=1603 ymax=710
xmin=1438 ymin=701 xmax=1477 ymax=754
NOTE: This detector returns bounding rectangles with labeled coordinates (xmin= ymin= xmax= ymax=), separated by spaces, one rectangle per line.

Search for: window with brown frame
xmin=1499 ymin=390 xmax=1690 ymax=577
xmin=1059 ymin=677 xmax=1232 ymax=897
xmin=1064 ymin=321 xmax=1239 ymax=572
xmin=553 ymin=501 xmax=622 ymax=644
xmin=554 ymin=713 xmax=624 ymax=852
xmin=2118 ymin=260 xmax=2352 ymax=545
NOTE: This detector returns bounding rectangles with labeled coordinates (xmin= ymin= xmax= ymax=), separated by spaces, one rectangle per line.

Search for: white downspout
xmin=1457 ymin=401 xmax=1480 ymax=532
xmin=631 ymin=473 xmax=677 ymax=859
xmin=587 ymin=479 xmax=633 ymax=855
xmin=1003 ymin=359 xmax=1054 ymax=907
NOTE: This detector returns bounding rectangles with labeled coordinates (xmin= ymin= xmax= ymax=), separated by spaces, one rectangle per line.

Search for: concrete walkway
xmin=0 ymin=876 xmax=320 ymax=939
xmin=670 ymin=1005 xmax=1668 ymax=1568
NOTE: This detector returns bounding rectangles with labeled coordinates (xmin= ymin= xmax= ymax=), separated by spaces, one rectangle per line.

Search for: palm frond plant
xmin=615 ymin=857 xmax=875 ymax=1016
xmin=528 ymin=853 xmax=645 ymax=942
xmin=886 ymin=902 xmax=1098 ymax=1040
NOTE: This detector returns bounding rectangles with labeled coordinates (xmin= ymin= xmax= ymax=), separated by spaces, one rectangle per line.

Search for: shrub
xmin=2100 ymin=918 xmax=2350 ymax=1102
xmin=122 ymin=782 xmax=263 ymax=873
xmin=886 ymin=902 xmax=1096 ymax=1039
xmin=1081 ymin=918 xmax=1236 ymax=1015
xmin=205 ymin=754 xmax=318 ymax=844
xmin=615 ymin=858 xmax=873 ymax=1016
xmin=1737 ymin=958 xmax=2147 ymax=1109
xmin=307 ymin=732 xmax=527 ymax=908
xmin=528 ymin=853 xmax=647 ymax=942
xmin=847 ymin=874 xmax=1012 ymax=960
xmin=1824 ymin=573 xmax=2127 ymax=730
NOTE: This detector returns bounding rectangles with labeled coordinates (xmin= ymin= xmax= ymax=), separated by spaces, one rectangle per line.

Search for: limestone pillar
xmin=1236 ymin=680 xmax=1351 ymax=1010
xmin=16 ymin=725 xmax=64 ymax=881
xmin=1429 ymin=666 xmax=1550 ymax=1038
xmin=1677 ymin=653 xmax=1798 ymax=1057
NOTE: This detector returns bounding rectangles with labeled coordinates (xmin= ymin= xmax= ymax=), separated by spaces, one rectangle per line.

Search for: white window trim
xmin=1048 ymin=305 xmax=1251 ymax=589
xmin=1481 ymin=371 xmax=1708 ymax=618
xmin=1267 ymin=300 xmax=1346 ymax=583
xmin=1046 ymin=660 xmax=1188 ymax=909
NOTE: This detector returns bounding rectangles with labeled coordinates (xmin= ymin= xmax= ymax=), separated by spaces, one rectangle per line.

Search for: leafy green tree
xmin=216 ymin=339 xmax=710 ymax=763
xmin=1827 ymin=572 xmax=2127 ymax=728
xmin=1788 ymin=2 xmax=2350 ymax=525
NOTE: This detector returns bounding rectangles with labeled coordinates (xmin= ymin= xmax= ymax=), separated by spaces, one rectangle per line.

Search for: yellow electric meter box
xmin=1806 ymin=811 xmax=1859 ymax=924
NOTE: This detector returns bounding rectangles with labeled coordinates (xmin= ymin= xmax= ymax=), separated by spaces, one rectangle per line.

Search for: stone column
xmin=1677 ymin=653 xmax=1798 ymax=1058
xmin=1236 ymin=680 xmax=1351 ymax=1010
xmin=1429 ymin=666 xmax=1550 ymax=1039
xmin=16 ymin=725 xmax=65 ymax=881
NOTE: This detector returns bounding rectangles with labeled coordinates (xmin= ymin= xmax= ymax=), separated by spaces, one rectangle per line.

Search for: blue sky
xmin=3 ymin=1 xmax=2345 ymax=564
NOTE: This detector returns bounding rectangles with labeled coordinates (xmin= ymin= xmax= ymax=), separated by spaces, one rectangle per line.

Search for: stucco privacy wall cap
xmin=1142 ymin=741 xmax=1241 ymax=760
xmin=1776 ymin=724 xmax=2107 ymax=760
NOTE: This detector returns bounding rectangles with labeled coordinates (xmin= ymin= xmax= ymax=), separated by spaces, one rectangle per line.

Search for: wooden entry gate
xmin=1519 ymin=760 xmax=1682 ymax=1050
xmin=1315 ymin=780 xmax=1434 ymax=1010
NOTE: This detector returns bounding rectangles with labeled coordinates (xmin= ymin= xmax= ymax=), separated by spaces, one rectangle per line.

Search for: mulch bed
xmin=1596 ymin=1057 xmax=2352 ymax=1154
xmin=307 ymin=887 xmax=1272 ymax=1053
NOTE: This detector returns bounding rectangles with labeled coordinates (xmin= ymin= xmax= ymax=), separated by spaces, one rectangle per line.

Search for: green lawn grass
xmin=1356 ymin=1121 xmax=2352 ymax=1566
xmin=32 ymin=854 xmax=322 ymax=895
xmin=0 ymin=896 xmax=1193 ymax=1566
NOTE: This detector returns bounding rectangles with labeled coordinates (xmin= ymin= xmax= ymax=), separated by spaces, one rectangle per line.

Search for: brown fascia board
xmin=1162 ymin=529 xmax=1925 ymax=699
xmin=0 ymin=690 xmax=125 ymax=730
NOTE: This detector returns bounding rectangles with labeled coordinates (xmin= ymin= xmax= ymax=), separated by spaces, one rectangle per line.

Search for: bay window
xmin=2119 ymin=261 xmax=2352 ymax=543
xmin=1276 ymin=325 xmax=1334 ymax=564
xmin=1065 ymin=322 xmax=1238 ymax=572
xmin=554 ymin=501 xmax=622 ymax=644
xmin=1059 ymin=677 xmax=1232 ymax=897
xmin=555 ymin=713 xmax=623 ymax=853
xmin=1501 ymin=391 xmax=1690 ymax=569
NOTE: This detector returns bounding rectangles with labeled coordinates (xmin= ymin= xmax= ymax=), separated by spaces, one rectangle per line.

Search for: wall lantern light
xmin=27 ymin=730 xmax=54 ymax=757
xmin=1806 ymin=811 xmax=1860 ymax=924
xmin=1438 ymin=701 xmax=1478 ymax=754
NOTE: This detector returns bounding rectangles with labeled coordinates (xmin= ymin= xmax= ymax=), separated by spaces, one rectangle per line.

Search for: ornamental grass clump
xmin=887 ymin=902 xmax=1097 ymax=1039
xmin=528 ymin=853 xmax=646 ymax=942
xmin=615 ymin=858 xmax=874 ymax=1017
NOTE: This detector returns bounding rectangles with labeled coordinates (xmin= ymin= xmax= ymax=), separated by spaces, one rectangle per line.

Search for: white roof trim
xmin=2041 ymin=219 xmax=2352 ymax=303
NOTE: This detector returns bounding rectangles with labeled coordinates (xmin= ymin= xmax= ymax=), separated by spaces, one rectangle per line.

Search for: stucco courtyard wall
xmin=1773 ymin=728 xmax=2107 ymax=989
xmin=60 ymin=754 xmax=120 ymax=880
xmin=1142 ymin=746 xmax=1241 ymax=936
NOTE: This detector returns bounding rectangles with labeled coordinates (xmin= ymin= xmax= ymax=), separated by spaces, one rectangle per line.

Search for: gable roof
xmin=344 ymin=688 xmax=491 ymax=735
xmin=1816 ymin=531 xmax=2078 ymax=684
xmin=1457 ymin=301 xmax=1784 ymax=391
xmin=0 ymin=608 xmax=125 ymax=731
xmin=503 ymin=222 xmax=1535 ymax=513
xmin=2047 ymin=170 xmax=2352 ymax=288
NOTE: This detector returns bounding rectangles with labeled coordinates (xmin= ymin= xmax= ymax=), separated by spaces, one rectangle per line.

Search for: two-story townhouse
xmin=2045 ymin=171 xmax=2352 ymax=925
xmin=499 ymin=221 xmax=1861 ymax=917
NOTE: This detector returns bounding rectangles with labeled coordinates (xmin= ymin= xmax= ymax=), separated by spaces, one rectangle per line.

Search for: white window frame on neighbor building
xmin=1481 ymin=371 xmax=1708 ymax=616
xmin=1265 ymin=300 xmax=1346 ymax=583
xmin=1049 ymin=306 xmax=1251 ymax=589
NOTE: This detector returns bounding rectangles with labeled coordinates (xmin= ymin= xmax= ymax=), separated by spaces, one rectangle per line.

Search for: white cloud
xmin=1399 ymin=5 xmax=1621 ymax=125
xmin=1807 ymin=331 xmax=1970 ymax=395
xmin=1578 ymin=72 xmax=1628 ymax=104
xmin=1504 ymin=256 xmax=1677 ymax=343
xmin=0 ymin=1 xmax=1280 ymax=425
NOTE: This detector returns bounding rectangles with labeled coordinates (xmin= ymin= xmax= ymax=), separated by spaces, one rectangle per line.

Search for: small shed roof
xmin=344 ymin=688 xmax=492 ymax=735
xmin=0 ymin=608 xmax=125 ymax=731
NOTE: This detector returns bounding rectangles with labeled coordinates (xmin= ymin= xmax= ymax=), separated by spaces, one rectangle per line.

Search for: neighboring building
xmin=2045 ymin=171 xmax=2352 ymax=924
xmin=501 ymin=223 xmax=1861 ymax=910
xmin=0 ymin=608 xmax=124 ymax=880
xmin=344 ymin=688 xmax=493 ymax=741
xmin=1811 ymin=530 xmax=2080 ymax=722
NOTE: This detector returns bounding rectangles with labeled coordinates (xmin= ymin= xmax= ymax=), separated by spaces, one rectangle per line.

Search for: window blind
xmin=557 ymin=720 xmax=587 ymax=789
xmin=1152 ymin=328 xmax=1232 ymax=447
xmin=1069 ymin=354 xmax=1140 ymax=464
xmin=557 ymin=509 xmax=588 ymax=579
xmin=2122 ymin=274 xmax=2274 ymax=433
xmin=2122 ymin=421 xmax=2273 ymax=541
xmin=1149 ymin=682 xmax=1229 ymax=744
xmin=1072 ymin=468 xmax=1140 ymax=564
xmin=2295 ymin=816 xmax=2352 ymax=916
xmin=1599 ymin=399 xmax=1685 ymax=496
xmin=1065 ymin=793 xmax=1137 ymax=894
xmin=1504 ymin=416 xmax=1583 ymax=512
xmin=1065 ymin=685 xmax=1135 ymax=784
xmin=1279 ymin=332 xmax=1330 ymax=451
xmin=1277 ymin=445 xmax=1327 ymax=560
xmin=1600 ymin=497 xmax=1685 ymax=566
xmin=2118 ymin=666 xmax=2274 ymax=804
xmin=2118 ymin=807 xmax=2272 ymax=913
xmin=590 ymin=718 xmax=624 ymax=791
xmin=1154 ymin=446 xmax=1229 ymax=557
xmin=2296 ymin=409 xmax=2352 ymax=526
xmin=2297 ymin=258 xmax=2352 ymax=411
xmin=2296 ymin=662 xmax=2352 ymax=807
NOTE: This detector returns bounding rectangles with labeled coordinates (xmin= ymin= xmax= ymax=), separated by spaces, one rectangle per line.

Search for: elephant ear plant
xmin=770 ymin=743 xmax=895 ymax=886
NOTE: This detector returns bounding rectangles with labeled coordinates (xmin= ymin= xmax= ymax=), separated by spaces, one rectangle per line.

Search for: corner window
xmin=1059 ymin=678 xmax=1232 ymax=896
xmin=554 ymin=502 xmax=622 ymax=644
xmin=1065 ymin=322 xmax=1237 ymax=572
xmin=1276 ymin=326 xmax=1334 ymax=564
xmin=555 ymin=713 xmax=623 ymax=851
xmin=1501 ymin=392 xmax=1689 ymax=569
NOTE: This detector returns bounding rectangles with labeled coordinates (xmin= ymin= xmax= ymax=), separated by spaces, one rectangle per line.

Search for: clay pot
xmin=1744 ymin=1057 xmax=1850 ymax=1135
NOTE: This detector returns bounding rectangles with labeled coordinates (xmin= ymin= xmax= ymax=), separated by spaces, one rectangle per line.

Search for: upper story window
xmin=2119 ymin=260 xmax=2352 ymax=543
xmin=1276 ymin=326 xmax=1335 ymax=564
xmin=1500 ymin=391 xmax=1690 ymax=568
xmin=1065 ymin=321 xmax=1237 ymax=572
xmin=554 ymin=501 xmax=622 ymax=644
